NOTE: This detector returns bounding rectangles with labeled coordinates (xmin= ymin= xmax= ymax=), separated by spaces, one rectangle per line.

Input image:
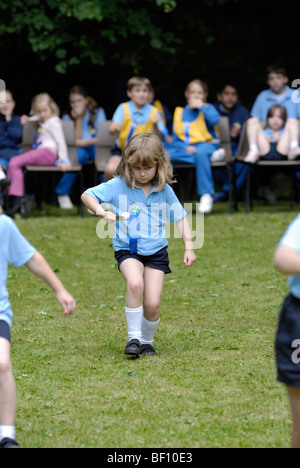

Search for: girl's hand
xmin=188 ymin=96 xmax=204 ymax=110
xmin=21 ymin=114 xmax=29 ymax=125
xmin=103 ymin=211 xmax=117 ymax=223
xmin=186 ymin=145 xmax=196 ymax=154
xmin=184 ymin=249 xmax=197 ymax=267
xmin=152 ymin=113 xmax=161 ymax=125
xmin=57 ymin=162 xmax=71 ymax=172
xmin=56 ymin=289 xmax=76 ymax=317
xmin=164 ymin=135 xmax=173 ymax=143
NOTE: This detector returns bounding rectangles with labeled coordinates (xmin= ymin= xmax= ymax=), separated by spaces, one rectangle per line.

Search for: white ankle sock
xmin=125 ymin=306 xmax=143 ymax=341
xmin=0 ymin=425 xmax=16 ymax=442
xmin=290 ymin=140 xmax=299 ymax=150
xmin=141 ymin=316 xmax=160 ymax=344
xmin=249 ymin=144 xmax=259 ymax=153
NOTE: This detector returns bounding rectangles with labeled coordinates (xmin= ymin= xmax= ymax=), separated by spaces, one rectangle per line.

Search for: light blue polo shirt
xmin=112 ymin=101 xmax=166 ymax=135
xmin=250 ymin=86 xmax=297 ymax=120
xmin=0 ymin=215 xmax=36 ymax=327
xmin=63 ymin=108 xmax=106 ymax=139
xmin=263 ymin=127 xmax=284 ymax=142
xmin=84 ymin=177 xmax=186 ymax=256
xmin=279 ymin=215 xmax=300 ymax=299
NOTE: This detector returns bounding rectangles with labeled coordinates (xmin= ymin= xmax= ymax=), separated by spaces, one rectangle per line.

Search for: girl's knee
xmin=144 ymin=300 xmax=160 ymax=319
xmin=127 ymin=278 xmax=144 ymax=297
xmin=0 ymin=361 xmax=12 ymax=381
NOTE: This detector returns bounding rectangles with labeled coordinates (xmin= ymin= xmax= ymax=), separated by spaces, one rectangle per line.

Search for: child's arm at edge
xmin=25 ymin=252 xmax=76 ymax=317
xmin=274 ymin=245 xmax=300 ymax=275
xmin=176 ymin=216 xmax=197 ymax=267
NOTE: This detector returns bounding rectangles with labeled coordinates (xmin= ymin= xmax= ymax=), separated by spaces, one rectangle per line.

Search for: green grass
xmin=7 ymin=200 xmax=299 ymax=447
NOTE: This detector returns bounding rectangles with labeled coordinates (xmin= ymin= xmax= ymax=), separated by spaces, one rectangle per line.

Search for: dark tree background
xmin=0 ymin=0 xmax=298 ymax=118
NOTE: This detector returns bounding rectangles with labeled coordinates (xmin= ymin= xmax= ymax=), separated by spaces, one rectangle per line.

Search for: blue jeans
xmin=56 ymin=146 xmax=96 ymax=195
xmin=165 ymin=141 xmax=218 ymax=196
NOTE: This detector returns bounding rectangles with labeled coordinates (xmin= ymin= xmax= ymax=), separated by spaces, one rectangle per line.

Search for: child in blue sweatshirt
xmin=0 ymin=90 xmax=23 ymax=188
xmin=213 ymin=82 xmax=249 ymax=202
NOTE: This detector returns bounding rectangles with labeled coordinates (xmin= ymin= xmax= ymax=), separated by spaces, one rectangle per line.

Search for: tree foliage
xmin=0 ymin=0 xmax=237 ymax=73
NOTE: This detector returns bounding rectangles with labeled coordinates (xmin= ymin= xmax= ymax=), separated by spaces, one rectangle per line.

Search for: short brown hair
xmin=116 ymin=133 xmax=175 ymax=191
xmin=267 ymin=104 xmax=287 ymax=124
xmin=267 ymin=65 xmax=288 ymax=77
xmin=127 ymin=76 xmax=152 ymax=92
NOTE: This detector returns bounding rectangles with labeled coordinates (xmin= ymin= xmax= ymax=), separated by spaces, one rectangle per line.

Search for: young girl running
xmin=81 ymin=133 xmax=197 ymax=356
xmin=7 ymin=93 xmax=71 ymax=213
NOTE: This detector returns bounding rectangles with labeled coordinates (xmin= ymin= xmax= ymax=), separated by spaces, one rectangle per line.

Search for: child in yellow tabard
xmin=164 ymin=79 xmax=221 ymax=214
xmin=104 ymin=76 xmax=167 ymax=181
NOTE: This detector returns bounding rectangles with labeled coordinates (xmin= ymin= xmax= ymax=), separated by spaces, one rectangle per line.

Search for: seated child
xmin=164 ymin=79 xmax=221 ymax=214
xmin=244 ymin=104 xmax=300 ymax=163
xmin=247 ymin=64 xmax=300 ymax=161
xmin=7 ymin=93 xmax=71 ymax=214
xmin=105 ymin=76 xmax=166 ymax=181
xmin=56 ymin=85 xmax=107 ymax=209
xmin=213 ymin=82 xmax=249 ymax=202
xmin=0 ymin=90 xmax=23 ymax=189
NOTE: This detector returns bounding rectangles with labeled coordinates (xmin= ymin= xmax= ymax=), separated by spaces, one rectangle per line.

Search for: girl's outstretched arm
xmin=176 ymin=216 xmax=197 ymax=267
xmin=81 ymin=193 xmax=117 ymax=222
xmin=25 ymin=252 xmax=76 ymax=317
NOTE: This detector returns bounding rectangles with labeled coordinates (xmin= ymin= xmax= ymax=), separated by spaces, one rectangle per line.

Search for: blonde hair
xmin=31 ymin=93 xmax=60 ymax=116
xmin=116 ymin=133 xmax=175 ymax=191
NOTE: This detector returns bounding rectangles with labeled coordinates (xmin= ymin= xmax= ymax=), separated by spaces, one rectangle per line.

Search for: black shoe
xmin=0 ymin=178 xmax=11 ymax=190
xmin=0 ymin=438 xmax=20 ymax=448
xmin=140 ymin=344 xmax=157 ymax=355
xmin=124 ymin=339 xmax=141 ymax=356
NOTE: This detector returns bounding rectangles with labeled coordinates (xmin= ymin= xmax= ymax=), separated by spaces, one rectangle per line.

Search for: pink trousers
xmin=7 ymin=148 xmax=57 ymax=197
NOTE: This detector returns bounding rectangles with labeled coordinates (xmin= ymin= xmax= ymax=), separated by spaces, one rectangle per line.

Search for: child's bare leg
xmin=143 ymin=267 xmax=165 ymax=322
xmin=245 ymin=117 xmax=270 ymax=162
xmin=119 ymin=258 xmax=144 ymax=308
xmin=287 ymin=386 xmax=300 ymax=448
xmin=247 ymin=117 xmax=270 ymax=155
xmin=0 ymin=338 xmax=16 ymax=426
xmin=277 ymin=118 xmax=300 ymax=155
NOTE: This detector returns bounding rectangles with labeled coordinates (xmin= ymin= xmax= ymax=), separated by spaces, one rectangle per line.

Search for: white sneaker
xmin=211 ymin=148 xmax=226 ymax=162
xmin=244 ymin=150 xmax=260 ymax=164
xmin=198 ymin=194 xmax=213 ymax=214
xmin=57 ymin=195 xmax=74 ymax=209
xmin=288 ymin=146 xmax=300 ymax=161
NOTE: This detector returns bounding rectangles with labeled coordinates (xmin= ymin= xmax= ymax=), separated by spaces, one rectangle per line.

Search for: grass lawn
xmin=7 ymin=200 xmax=299 ymax=448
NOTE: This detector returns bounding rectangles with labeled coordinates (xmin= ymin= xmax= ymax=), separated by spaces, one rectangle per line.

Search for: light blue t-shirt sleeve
xmin=112 ymin=104 xmax=125 ymax=123
xmin=250 ymin=93 xmax=264 ymax=119
xmin=6 ymin=218 xmax=36 ymax=267
xmin=165 ymin=185 xmax=187 ymax=222
xmin=279 ymin=215 xmax=300 ymax=251
xmin=84 ymin=178 xmax=118 ymax=205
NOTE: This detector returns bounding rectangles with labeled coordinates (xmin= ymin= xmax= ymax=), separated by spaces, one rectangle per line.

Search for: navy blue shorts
xmin=261 ymin=142 xmax=287 ymax=161
xmin=0 ymin=320 xmax=11 ymax=343
xmin=114 ymin=247 xmax=171 ymax=274
xmin=275 ymin=293 xmax=300 ymax=387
